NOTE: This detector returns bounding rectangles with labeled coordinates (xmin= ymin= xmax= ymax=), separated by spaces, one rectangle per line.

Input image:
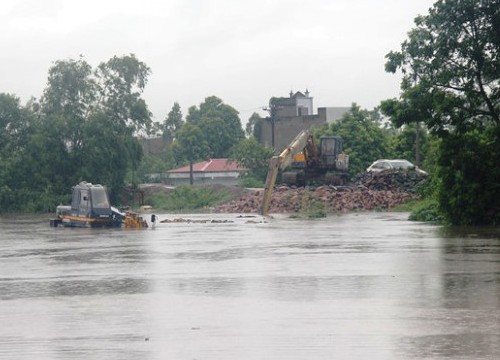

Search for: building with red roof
xmin=164 ymin=159 xmax=247 ymax=186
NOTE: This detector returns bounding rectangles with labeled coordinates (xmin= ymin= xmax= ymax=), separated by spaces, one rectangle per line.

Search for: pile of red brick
xmin=213 ymin=185 xmax=419 ymax=214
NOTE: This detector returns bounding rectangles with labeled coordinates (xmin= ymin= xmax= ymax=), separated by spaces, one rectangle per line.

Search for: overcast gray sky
xmin=1 ymin=0 xmax=436 ymax=124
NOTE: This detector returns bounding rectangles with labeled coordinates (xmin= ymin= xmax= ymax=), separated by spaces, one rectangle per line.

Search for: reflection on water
xmin=0 ymin=278 xmax=151 ymax=300
xmin=0 ymin=212 xmax=499 ymax=359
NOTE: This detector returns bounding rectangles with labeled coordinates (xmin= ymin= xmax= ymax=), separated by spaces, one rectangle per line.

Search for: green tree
xmin=229 ymin=137 xmax=274 ymax=182
xmin=0 ymin=93 xmax=33 ymax=154
xmin=437 ymin=129 xmax=500 ymax=225
xmin=163 ymin=102 xmax=184 ymax=140
xmin=171 ymin=123 xmax=211 ymax=185
xmin=1 ymin=54 xmax=152 ymax=211
xmin=384 ymin=0 xmax=500 ymax=225
xmin=95 ymin=54 xmax=152 ymax=134
xmin=186 ymin=96 xmax=245 ymax=157
xmin=136 ymin=151 xmax=175 ymax=183
xmin=392 ymin=123 xmax=430 ymax=166
xmin=41 ymin=57 xmax=95 ymax=122
xmin=41 ymin=57 xmax=95 ymax=175
xmin=0 ymin=94 xmax=37 ymax=211
xmin=77 ymin=112 xmax=142 ymax=199
xmin=37 ymin=54 xmax=149 ymax=204
xmin=318 ymin=104 xmax=394 ymax=176
xmin=385 ymin=0 xmax=499 ymax=132
xmin=245 ymin=112 xmax=263 ymax=139
xmin=19 ymin=116 xmax=73 ymax=205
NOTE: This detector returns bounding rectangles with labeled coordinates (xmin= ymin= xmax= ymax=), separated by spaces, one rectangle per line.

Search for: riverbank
xmin=213 ymin=186 xmax=419 ymax=214
xmin=141 ymin=171 xmax=426 ymax=215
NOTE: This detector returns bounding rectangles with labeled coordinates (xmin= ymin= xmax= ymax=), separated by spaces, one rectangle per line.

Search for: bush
xmin=408 ymin=198 xmax=445 ymax=223
xmin=0 ymin=185 xmax=71 ymax=214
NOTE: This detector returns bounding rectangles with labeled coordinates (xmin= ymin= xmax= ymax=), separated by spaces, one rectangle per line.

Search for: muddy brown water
xmin=1 ymin=212 xmax=499 ymax=359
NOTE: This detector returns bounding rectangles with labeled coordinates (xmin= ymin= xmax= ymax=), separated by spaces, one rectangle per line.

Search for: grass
xmin=144 ymin=185 xmax=232 ymax=212
xmin=390 ymin=199 xmax=424 ymax=212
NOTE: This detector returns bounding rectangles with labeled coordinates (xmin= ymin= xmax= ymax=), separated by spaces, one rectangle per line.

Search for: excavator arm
xmin=260 ymin=130 xmax=312 ymax=215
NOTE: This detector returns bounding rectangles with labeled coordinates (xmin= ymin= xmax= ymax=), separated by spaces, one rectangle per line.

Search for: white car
xmin=366 ymin=159 xmax=428 ymax=175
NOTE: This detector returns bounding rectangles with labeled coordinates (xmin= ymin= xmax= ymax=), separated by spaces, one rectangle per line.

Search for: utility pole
xmin=263 ymin=98 xmax=281 ymax=150
xmin=271 ymin=106 xmax=276 ymax=149
xmin=262 ymin=106 xmax=276 ymax=149
xmin=415 ymin=121 xmax=421 ymax=166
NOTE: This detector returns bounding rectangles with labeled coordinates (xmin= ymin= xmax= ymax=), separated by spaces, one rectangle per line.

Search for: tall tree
xmin=0 ymin=94 xmax=37 ymax=211
xmin=0 ymin=93 xmax=33 ymax=154
xmin=229 ymin=137 xmax=274 ymax=181
xmin=79 ymin=112 xmax=142 ymax=199
xmin=95 ymin=54 xmax=152 ymax=134
xmin=246 ymin=112 xmax=263 ymax=140
xmin=384 ymin=0 xmax=499 ymax=132
xmin=41 ymin=57 xmax=95 ymax=120
xmin=39 ymin=54 xmax=149 ymax=201
xmin=186 ymin=96 xmax=245 ymax=157
xmin=171 ymin=123 xmax=211 ymax=185
xmin=391 ymin=123 xmax=429 ymax=166
xmin=383 ymin=0 xmax=500 ymax=225
xmin=1 ymin=54 xmax=152 ymax=211
xmin=41 ymin=57 xmax=95 ymax=167
xmin=163 ymin=102 xmax=183 ymax=140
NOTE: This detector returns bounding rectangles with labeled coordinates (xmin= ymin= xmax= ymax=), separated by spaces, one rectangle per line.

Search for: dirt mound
xmin=351 ymin=170 xmax=428 ymax=192
xmin=213 ymin=171 xmax=425 ymax=214
xmin=213 ymin=186 xmax=419 ymax=214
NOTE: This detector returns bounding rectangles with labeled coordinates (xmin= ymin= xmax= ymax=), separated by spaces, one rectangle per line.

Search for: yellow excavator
xmin=260 ymin=130 xmax=349 ymax=215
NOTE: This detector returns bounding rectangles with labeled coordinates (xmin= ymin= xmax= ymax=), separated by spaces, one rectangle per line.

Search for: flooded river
xmin=1 ymin=212 xmax=499 ymax=359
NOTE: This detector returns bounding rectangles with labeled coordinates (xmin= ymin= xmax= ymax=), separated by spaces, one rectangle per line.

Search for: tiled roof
xmin=166 ymin=159 xmax=247 ymax=173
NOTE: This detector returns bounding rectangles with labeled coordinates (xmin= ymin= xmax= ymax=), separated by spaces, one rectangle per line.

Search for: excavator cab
xmin=319 ymin=136 xmax=343 ymax=166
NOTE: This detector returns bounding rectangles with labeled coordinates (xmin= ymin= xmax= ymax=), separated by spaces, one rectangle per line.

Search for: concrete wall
xmin=275 ymin=98 xmax=299 ymax=118
xmin=260 ymin=91 xmax=336 ymax=150
xmin=320 ymin=107 xmax=351 ymax=123
xmin=259 ymin=115 xmax=326 ymax=151
xmin=274 ymin=95 xmax=313 ymax=118
xmin=139 ymin=137 xmax=171 ymax=155
xmin=165 ymin=172 xmax=243 ymax=186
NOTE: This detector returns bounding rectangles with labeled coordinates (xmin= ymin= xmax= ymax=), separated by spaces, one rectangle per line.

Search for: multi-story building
xmin=259 ymin=90 xmax=350 ymax=151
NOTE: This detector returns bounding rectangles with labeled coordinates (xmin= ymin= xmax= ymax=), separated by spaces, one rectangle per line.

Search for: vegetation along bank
xmin=0 ymin=0 xmax=498 ymax=225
